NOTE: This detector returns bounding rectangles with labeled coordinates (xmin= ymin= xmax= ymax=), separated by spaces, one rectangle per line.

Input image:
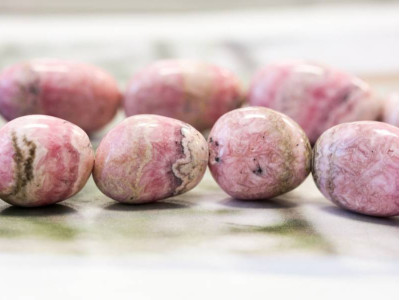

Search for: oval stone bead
xmin=208 ymin=107 xmax=312 ymax=200
xmin=0 ymin=59 xmax=121 ymax=133
xmin=93 ymin=115 xmax=208 ymax=204
xmin=248 ymin=61 xmax=380 ymax=144
xmin=312 ymin=121 xmax=399 ymax=217
xmin=123 ymin=60 xmax=243 ymax=131
xmin=0 ymin=115 xmax=94 ymax=207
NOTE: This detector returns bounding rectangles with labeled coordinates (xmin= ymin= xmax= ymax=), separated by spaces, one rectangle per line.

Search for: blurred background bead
xmin=247 ymin=61 xmax=381 ymax=144
xmin=0 ymin=59 xmax=121 ymax=133
xmin=123 ymin=60 xmax=244 ymax=131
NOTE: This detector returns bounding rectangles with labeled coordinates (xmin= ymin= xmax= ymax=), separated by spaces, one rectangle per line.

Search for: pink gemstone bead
xmin=208 ymin=107 xmax=311 ymax=200
xmin=0 ymin=59 xmax=121 ymax=133
xmin=312 ymin=121 xmax=399 ymax=217
xmin=93 ymin=115 xmax=208 ymax=204
xmin=248 ymin=61 xmax=380 ymax=144
xmin=0 ymin=115 xmax=94 ymax=207
xmin=123 ymin=60 xmax=243 ymax=131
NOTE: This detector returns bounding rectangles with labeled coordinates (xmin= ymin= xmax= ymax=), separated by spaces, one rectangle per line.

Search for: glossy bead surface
xmin=93 ymin=115 xmax=208 ymax=204
xmin=0 ymin=59 xmax=121 ymax=133
xmin=312 ymin=121 xmax=399 ymax=216
xmin=248 ymin=61 xmax=380 ymax=144
xmin=124 ymin=60 xmax=243 ymax=131
xmin=208 ymin=107 xmax=312 ymax=200
xmin=0 ymin=115 xmax=94 ymax=207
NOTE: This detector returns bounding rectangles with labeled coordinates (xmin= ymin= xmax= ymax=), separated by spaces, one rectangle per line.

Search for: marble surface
xmin=0 ymin=167 xmax=398 ymax=258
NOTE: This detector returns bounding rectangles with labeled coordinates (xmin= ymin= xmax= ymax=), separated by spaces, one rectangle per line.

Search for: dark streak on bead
xmin=169 ymin=129 xmax=185 ymax=193
xmin=326 ymin=153 xmax=336 ymax=198
xmin=215 ymin=157 xmax=220 ymax=163
xmin=251 ymin=158 xmax=263 ymax=176
xmin=325 ymin=128 xmax=338 ymax=202
xmin=338 ymin=87 xmax=353 ymax=104
xmin=168 ymin=166 xmax=183 ymax=196
xmin=16 ymin=67 xmax=41 ymax=110
xmin=28 ymin=84 xmax=40 ymax=96
xmin=269 ymin=113 xmax=296 ymax=195
xmin=22 ymin=136 xmax=36 ymax=182
xmin=10 ymin=132 xmax=36 ymax=197
xmin=171 ymin=127 xmax=197 ymax=196
xmin=252 ymin=165 xmax=263 ymax=176
xmin=311 ymin=142 xmax=319 ymax=185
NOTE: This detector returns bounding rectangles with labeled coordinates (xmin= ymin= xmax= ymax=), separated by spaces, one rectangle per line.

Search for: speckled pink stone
xmin=382 ymin=93 xmax=399 ymax=127
xmin=0 ymin=59 xmax=121 ymax=133
xmin=312 ymin=121 xmax=399 ymax=217
xmin=123 ymin=60 xmax=243 ymax=131
xmin=0 ymin=115 xmax=94 ymax=207
xmin=248 ymin=61 xmax=380 ymax=144
xmin=208 ymin=107 xmax=311 ymax=200
xmin=93 ymin=115 xmax=208 ymax=204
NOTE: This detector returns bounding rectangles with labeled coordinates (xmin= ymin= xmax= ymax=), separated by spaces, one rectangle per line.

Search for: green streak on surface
xmin=0 ymin=219 xmax=79 ymax=241
xmin=229 ymin=218 xmax=334 ymax=253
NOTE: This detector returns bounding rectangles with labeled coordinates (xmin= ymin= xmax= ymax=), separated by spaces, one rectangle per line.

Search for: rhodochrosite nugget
xmin=248 ymin=61 xmax=380 ymax=144
xmin=208 ymin=107 xmax=312 ymax=200
xmin=123 ymin=60 xmax=243 ymax=131
xmin=0 ymin=59 xmax=121 ymax=133
xmin=0 ymin=115 xmax=94 ymax=207
xmin=93 ymin=115 xmax=208 ymax=203
xmin=312 ymin=121 xmax=399 ymax=217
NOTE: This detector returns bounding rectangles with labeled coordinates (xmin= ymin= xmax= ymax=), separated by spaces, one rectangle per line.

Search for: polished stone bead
xmin=208 ymin=106 xmax=311 ymax=200
xmin=0 ymin=115 xmax=94 ymax=207
xmin=93 ymin=115 xmax=209 ymax=204
xmin=312 ymin=121 xmax=399 ymax=216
